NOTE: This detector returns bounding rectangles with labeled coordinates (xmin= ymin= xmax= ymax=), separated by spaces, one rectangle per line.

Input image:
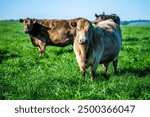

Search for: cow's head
xmin=94 ymin=13 xmax=120 ymax=25
xmin=93 ymin=12 xmax=106 ymax=24
xmin=70 ymin=18 xmax=93 ymax=45
xmin=19 ymin=18 xmax=37 ymax=33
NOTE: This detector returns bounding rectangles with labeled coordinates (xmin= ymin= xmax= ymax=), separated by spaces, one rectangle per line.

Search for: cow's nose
xmin=79 ymin=39 xmax=83 ymax=44
xmin=24 ymin=29 xmax=29 ymax=34
xmin=84 ymin=39 xmax=88 ymax=43
xmin=79 ymin=38 xmax=88 ymax=44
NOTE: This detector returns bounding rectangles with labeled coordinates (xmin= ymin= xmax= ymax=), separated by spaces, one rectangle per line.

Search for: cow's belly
xmin=48 ymin=31 xmax=73 ymax=46
xmin=100 ymin=48 xmax=120 ymax=63
xmin=48 ymin=38 xmax=72 ymax=46
xmin=100 ymin=37 xmax=121 ymax=63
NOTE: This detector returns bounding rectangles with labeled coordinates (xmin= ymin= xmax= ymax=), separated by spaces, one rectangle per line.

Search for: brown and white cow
xmin=19 ymin=18 xmax=80 ymax=55
xmin=94 ymin=12 xmax=120 ymax=25
xmin=72 ymin=18 xmax=122 ymax=80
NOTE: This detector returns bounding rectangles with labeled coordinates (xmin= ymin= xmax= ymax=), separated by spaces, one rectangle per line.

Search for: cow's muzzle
xmin=24 ymin=31 xmax=29 ymax=34
xmin=24 ymin=29 xmax=29 ymax=34
xmin=24 ymin=29 xmax=31 ymax=34
xmin=79 ymin=38 xmax=88 ymax=44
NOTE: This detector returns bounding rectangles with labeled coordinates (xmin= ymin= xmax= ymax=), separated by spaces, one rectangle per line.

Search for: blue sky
xmin=0 ymin=0 xmax=150 ymax=21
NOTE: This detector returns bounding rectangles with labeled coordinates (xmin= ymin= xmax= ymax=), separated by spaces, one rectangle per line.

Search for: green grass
xmin=0 ymin=21 xmax=150 ymax=100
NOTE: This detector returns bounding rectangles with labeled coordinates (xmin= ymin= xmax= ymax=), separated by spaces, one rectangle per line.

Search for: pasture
xmin=0 ymin=21 xmax=150 ymax=100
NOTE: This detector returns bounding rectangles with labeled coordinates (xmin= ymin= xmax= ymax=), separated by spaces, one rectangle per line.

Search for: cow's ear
xmin=32 ymin=19 xmax=37 ymax=24
xmin=92 ymin=20 xmax=98 ymax=25
xmin=69 ymin=21 xmax=77 ymax=28
xmin=95 ymin=13 xmax=99 ymax=18
xmin=19 ymin=19 xmax=23 ymax=23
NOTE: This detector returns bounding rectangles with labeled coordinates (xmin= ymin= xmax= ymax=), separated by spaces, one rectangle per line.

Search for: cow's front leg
xmin=38 ymin=46 xmax=45 ymax=56
xmin=90 ymin=59 xmax=99 ymax=81
xmin=38 ymin=42 xmax=46 ymax=56
xmin=81 ymin=68 xmax=86 ymax=80
xmin=79 ymin=64 xmax=86 ymax=80
xmin=75 ymin=50 xmax=86 ymax=80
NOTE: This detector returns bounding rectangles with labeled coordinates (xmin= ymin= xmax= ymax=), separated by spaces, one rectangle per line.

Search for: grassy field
xmin=0 ymin=21 xmax=150 ymax=100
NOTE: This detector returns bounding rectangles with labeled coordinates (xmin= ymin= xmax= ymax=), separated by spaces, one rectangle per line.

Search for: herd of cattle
xmin=19 ymin=12 xmax=122 ymax=80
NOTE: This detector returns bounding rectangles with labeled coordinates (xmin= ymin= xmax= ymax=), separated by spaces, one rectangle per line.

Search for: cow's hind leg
xmin=90 ymin=71 xmax=95 ymax=81
xmin=102 ymin=63 xmax=109 ymax=75
xmin=101 ymin=63 xmax=109 ymax=80
xmin=113 ymin=58 xmax=118 ymax=75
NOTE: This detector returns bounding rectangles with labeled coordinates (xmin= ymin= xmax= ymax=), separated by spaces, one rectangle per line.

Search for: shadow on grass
xmin=124 ymin=37 xmax=139 ymax=42
xmin=54 ymin=48 xmax=73 ymax=56
xmin=0 ymin=50 xmax=21 ymax=64
xmin=119 ymin=67 xmax=150 ymax=77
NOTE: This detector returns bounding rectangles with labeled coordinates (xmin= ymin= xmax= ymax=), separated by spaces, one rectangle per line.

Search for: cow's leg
xmin=90 ymin=71 xmax=95 ymax=81
xmin=102 ymin=63 xmax=109 ymax=75
xmin=80 ymin=68 xmax=86 ymax=80
xmin=78 ymin=63 xmax=86 ymax=80
xmin=75 ymin=50 xmax=86 ymax=80
xmin=38 ymin=42 xmax=46 ymax=56
xmin=90 ymin=60 xmax=99 ymax=81
xmin=38 ymin=46 xmax=45 ymax=56
xmin=113 ymin=58 xmax=118 ymax=74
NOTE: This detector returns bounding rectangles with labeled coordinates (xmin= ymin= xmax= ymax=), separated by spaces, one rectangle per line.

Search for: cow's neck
xmin=29 ymin=23 xmax=46 ymax=37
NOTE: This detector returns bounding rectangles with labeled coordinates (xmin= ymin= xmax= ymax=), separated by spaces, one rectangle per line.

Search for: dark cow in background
xmin=72 ymin=18 xmax=122 ymax=80
xmin=94 ymin=12 xmax=120 ymax=25
xmin=19 ymin=18 xmax=80 ymax=55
